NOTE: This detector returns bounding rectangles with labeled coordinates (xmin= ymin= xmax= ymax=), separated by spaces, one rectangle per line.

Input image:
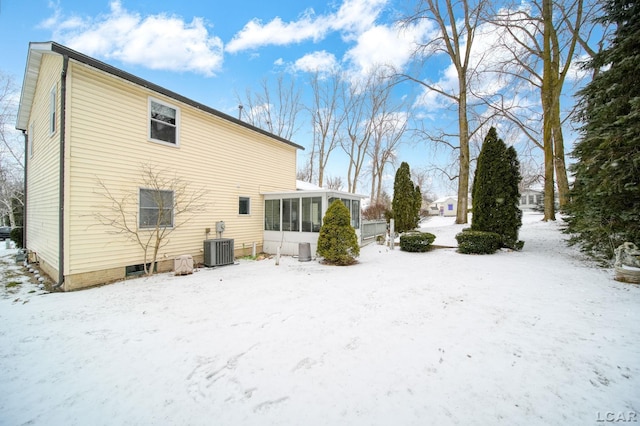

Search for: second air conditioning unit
xmin=203 ymin=238 xmax=234 ymax=267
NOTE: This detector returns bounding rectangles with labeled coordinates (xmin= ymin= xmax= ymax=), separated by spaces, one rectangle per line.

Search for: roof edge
xmin=16 ymin=41 xmax=304 ymax=150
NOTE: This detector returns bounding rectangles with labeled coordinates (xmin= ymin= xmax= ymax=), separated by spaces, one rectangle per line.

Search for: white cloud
xmin=293 ymin=51 xmax=338 ymax=73
xmin=331 ymin=0 xmax=388 ymax=41
xmin=226 ymin=0 xmax=388 ymax=54
xmin=343 ymin=20 xmax=435 ymax=80
xmin=40 ymin=0 xmax=224 ymax=76
xmin=226 ymin=8 xmax=329 ymax=53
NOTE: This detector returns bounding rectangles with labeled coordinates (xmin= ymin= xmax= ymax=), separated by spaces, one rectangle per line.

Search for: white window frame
xmin=139 ymin=188 xmax=175 ymax=229
xmin=239 ymin=196 xmax=251 ymax=215
xmin=49 ymin=84 xmax=56 ymax=136
xmin=148 ymin=97 xmax=180 ymax=147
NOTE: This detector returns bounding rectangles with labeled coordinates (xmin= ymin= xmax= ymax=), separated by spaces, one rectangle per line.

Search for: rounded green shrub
xmin=455 ymin=230 xmax=502 ymax=254
xmin=10 ymin=227 xmax=23 ymax=248
xmin=400 ymin=232 xmax=436 ymax=253
xmin=317 ymin=199 xmax=360 ymax=265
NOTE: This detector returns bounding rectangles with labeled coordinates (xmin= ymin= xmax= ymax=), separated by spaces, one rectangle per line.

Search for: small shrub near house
xmin=455 ymin=230 xmax=502 ymax=255
xmin=10 ymin=227 xmax=23 ymax=249
xmin=400 ymin=232 xmax=436 ymax=253
xmin=317 ymin=200 xmax=360 ymax=265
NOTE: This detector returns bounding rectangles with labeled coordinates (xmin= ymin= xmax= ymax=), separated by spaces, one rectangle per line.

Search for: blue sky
xmin=2 ymin=0 xmax=456 ymax=196
xmin=1 ymin=0 xmax=589 ymax=198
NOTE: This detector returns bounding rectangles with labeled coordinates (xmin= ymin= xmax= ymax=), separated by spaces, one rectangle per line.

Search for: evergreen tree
xmin=413 ymin=185 xmax=423 ymax=227
xmin=504 ymin=146 xmax=523 ymax=247
xmin=317 ymin=199 xmax=360 ymax=265
xmin=471 ymin=127 xmax=523 ymax=249
xmin=566 ymin=0 xmax=640 ymax=261
xmin=392 ymin=162 xmax=420 ymax=233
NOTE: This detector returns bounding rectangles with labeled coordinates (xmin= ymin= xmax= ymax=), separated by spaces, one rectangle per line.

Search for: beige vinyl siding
xmin=65 ymin=62 xmax=296 ymax=274
xmin=26 ymin=53 xmax=62 ymax=275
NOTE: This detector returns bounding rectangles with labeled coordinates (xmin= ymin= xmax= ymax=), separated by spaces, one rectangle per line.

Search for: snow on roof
xmin=433 ymin=196 xmax=457 ymax=203
xmin=296 ymin=180 xmax=323 ymax=191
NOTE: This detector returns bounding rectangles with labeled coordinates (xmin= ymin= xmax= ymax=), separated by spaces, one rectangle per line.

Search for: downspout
xmin=54 ymin=55 xmax=69 ymax=289
xmin=21 ymin=130 xmax=27 ymax=251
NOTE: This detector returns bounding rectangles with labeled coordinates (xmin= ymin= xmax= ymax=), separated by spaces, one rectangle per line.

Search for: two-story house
xmin=16 ymin=42 xmax=308 ymax=290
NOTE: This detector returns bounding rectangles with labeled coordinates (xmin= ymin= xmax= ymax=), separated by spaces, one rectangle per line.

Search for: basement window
xmin=125 ymin=263 xmax=156 ymax=277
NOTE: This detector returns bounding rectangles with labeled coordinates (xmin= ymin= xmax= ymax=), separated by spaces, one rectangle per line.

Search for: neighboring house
xmin=519 ymin=188 xmax=544 ymax=211
xmin=428 ymin=196 xmax=458 ymax=217
xmin=16 ymin=41 xmax=305 ymax=290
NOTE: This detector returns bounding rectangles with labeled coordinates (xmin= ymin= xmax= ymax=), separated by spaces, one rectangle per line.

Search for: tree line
xmin=237 ymin=0 xmax=610 ymax=226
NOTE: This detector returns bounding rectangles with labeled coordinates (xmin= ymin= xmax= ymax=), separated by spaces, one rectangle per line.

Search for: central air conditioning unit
xmin=203 ymin=238 xmax=234 ymax=267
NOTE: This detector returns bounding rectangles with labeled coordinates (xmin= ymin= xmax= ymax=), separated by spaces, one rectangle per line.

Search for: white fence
xmin=361 ymin=220 xmax=387 ymax=243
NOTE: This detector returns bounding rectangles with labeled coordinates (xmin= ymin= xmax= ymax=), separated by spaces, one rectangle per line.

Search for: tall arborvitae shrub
xmin=317 ymin=199 xmax=360 ymax=265
xmin=471 ymin=127 xmax=523 ymax=250
xmin=504 ymin=146 xmax=523 ymax=247
xmin=392 ymin=162 xmax=421 ymax=233
xmin=565 ymin=0 xmax=640 ymax=262
xmin=413 ymin=185 xmax=423 ymax=226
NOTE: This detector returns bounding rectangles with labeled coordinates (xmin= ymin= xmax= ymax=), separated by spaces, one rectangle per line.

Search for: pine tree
xmin=565 ymin=0 xmax=640 ymax=261
xmin=392 ymin=162 xmax=420 ymax=233
xmin=317 ymin=199 xmax=360 ymax=265
xmin=471 ymin=127 xmax=523 ymax=249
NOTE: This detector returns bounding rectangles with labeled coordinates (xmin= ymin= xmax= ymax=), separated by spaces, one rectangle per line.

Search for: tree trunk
xmin=552 ymin=108 xmax=570 ymax=209
xmin=376 ymin=165 xmax=385 ymax=204
xmin=542 ymin=0 xmax=556 ymax=221
xmin=456 ymin=79 xmax=470 ymax=224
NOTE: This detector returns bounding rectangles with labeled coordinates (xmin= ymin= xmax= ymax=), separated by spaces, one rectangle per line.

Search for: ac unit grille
xmin=204 ymin=238 xmax=234 ymax=267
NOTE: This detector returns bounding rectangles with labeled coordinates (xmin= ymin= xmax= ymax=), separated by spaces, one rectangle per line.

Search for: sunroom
xmin=262 ymin=186 xmax=366 ymax=257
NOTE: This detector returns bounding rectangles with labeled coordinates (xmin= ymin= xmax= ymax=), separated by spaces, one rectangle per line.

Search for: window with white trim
xmin=149 ymin=99 xmax=179 ymax=145
xmin=139 ymin=188 xmax=174 ymax=228
xmin=49 ymin=85 xmax=56 ymax=135
xmin=239 ymin=197 xmax=250 ymax=215
xmin=301 ymin=197 xmax=322 ymax=232
xmin=282 ymin=198 xmax=300 ymax=232
xmin=264 ymin=199 xmax=280 ymax=231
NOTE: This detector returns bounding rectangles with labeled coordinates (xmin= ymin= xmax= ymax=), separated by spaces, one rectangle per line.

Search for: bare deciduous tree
xmin=94 ymin=164 xmax=206 ymax=276
xmin=236 ymin=73 xmax=303 ymax=141
xmin=487 ymin=0 xmax=607 ymax=218
xmin=399 ymin=0 xmax=489 ymax=224
xmin=0 ymin=71 xmax=24 ymax=227
xmin=342 ymin=72 xmax=377 ymax=194
xmin=324 ymin=175 xmax=344 ymax=191
xmin=308 ymin=71 xmax=346 ymax=188
xmin=0 ymin=165 xmax=22 ymax=227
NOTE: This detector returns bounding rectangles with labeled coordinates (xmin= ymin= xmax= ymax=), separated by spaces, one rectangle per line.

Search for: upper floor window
xmin=49 ymin=85 xmax=56 ymax=135
xmin=139 ymin=188 xmax=174 ymax=229
xmin=149 ymin=99 xmax=179 ymax=145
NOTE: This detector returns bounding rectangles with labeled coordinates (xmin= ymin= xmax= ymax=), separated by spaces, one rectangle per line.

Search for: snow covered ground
xmin=1 ymin=213 xmax=639 ymax=426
